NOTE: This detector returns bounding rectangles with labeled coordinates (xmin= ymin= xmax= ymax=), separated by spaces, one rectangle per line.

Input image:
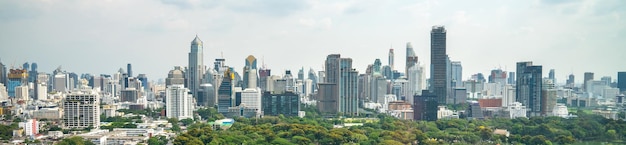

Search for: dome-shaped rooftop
xmin=168 ymin=68 xmax=184 ymax=78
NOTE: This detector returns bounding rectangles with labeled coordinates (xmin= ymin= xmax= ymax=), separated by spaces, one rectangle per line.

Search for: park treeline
xmin=169 ymin=107 xmax=626 ymax=145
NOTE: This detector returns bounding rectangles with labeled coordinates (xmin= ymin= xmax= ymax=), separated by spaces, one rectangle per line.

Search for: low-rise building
xmin=33 ymin=107 xmax=63 ymax=120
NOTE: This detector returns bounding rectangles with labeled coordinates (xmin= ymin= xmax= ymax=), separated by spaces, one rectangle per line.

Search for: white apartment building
xmin=165 ymin=84 xmax=194 ymax=120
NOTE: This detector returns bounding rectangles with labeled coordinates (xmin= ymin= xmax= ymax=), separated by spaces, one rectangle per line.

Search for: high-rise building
xmin=188 ymin=35 xmax=205 ymax=98
xmin=298 ymin=67 xmax=305 ymax=81
xmin=488 ymin=69 xmax=507 ymax=85
xmin=317 ymin=54 xmax=359 ymax=116
xmin=165 ymin=84 xmax=194 ymax=120
xmin=28 ymin=63 xmax=38 ymax=83
xmin=405 ymin=43 xmax=418 ymax=76
xmin=262 ymin=92 xmax=300 ymax=117
xmin=258 ymin=68 xmax=271 ymax=92
xmin=217 ymin=70 xmax=234 ymax=113
xmin=389 ymin=48 xmax=395 ymax=70
xmin=601 ymin=76 xmax=612 ymax=86
xmin=240 ymin=88 xmax=262 ymax=114
xmin=120 ymin=88 xmax=139 ymax=103
xmin=137 ymin=74 xmax=149 ymax=92
xmin=407 ymin=64 xmax=426 ymax=99
xmin=7 ymin=69 xmax=28 ymax=97
xmin=430 ymin=26 xmax=448 ymax=104
xmin=583 ymin=72 xmax=594 ymax=92
xmin=548 ymin=69 xmax=556 ymax=84
xmin=127 ymin=63 xmax=133 ymax=77
xmin=542 ymin=79 xmax=557 ymax=116
xmin=197 ymin=83 xmax=216 ymax=107
xmin=450 ymin=61 xmax=462 ymax=88
xmin=508 ymin=72 xmax=516 ymax=85
xmin=308 ymin=68 xmax=317 ymax=93
xmin=63 ymin=90 xmax=100 ymax=129
xmin=15 ymin=86 xmax=29 ymax=101
xmin=566 ymin=74 xmax=575 ymax=88
xmin=516 ymin=61 xmax=543 ymax=117
xmin=166 ymin=67 xmax=185 ymax=86
xmin=0 ymin=61 xmax=6 ymax=85
xmin=413 ymin=90 xmax=438 ymax=121
xmin=242 ymin=55 xmax=258 ymax=89
xmin=618 ymin=72 xmax=626 ymax=92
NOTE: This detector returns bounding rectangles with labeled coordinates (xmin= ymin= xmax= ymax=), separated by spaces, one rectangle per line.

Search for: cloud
xmin=299 ymin=17 xmax=332 ymax=29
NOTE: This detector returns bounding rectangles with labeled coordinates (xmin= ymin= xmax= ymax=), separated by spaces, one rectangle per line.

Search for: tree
xmin=181 ymin=118 xmax=194 ymax=126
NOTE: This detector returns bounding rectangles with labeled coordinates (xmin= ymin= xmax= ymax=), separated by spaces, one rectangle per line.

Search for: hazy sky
xmin=0 ymin=0 xmax=624 ymax=84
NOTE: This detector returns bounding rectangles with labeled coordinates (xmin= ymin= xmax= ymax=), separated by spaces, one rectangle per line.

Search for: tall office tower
xmin=63 ymin=90 xmax=100 ymax=129
xmin=370 ymin=75 xmax=387 ymax=104
xmin=28 ymin=63 xmax=38 ymax=83
xmin=137 ymin=74 xmax=149 ymax=91
xmin=166 ymin=66 xmax=185 ymax=86
xmin=338 ymin=58 xmax=359 ymax=115
xmin=197 ymin=84 xmax=216 ymax=107
xmin=430 ymin=26 xmax=448 ymax=104
xmin=413 ymin=90 xmax=438 ymax=121
xmin=258 ymin=68 xmax=271 ymax=92
xmin=284 ymin=70 xmax=295 ymax=92
xmin=217 ymin=70 xmax=234 ymax=113
xmin=308 ymin=68 xmax=317 ymax=92
xmin=7 ymin=69 xmax=28 ymax=97
xmin=508 ymin=72 xmax=516 ymax=85
xmin=165 ymin=84 xmax=194 ymax=120
xmin=214 ymin=58 xmax=226 ymax=73
xmin=127 ymin=63 xmax=132 ymax=77
xmin=566 ymin=74 xmax=575 ymax=88
xmin=542 ymin=78 xmax=557 ymax=116
xmin=618 ymin=72 xmax=626 ymax=92
xmin=298 ymin=68 xmax=305 ymax=81
xmin=407 ymin=63 xmax=426 ymax=101
xmin=405 ymin=43 xmax=418 ymax=75
xmin=262 ymin=92 xmax=300 ymax=117
xmin=601 ymin=76 xmax=612 ymax=86
xmin=241 ymin=88 xmax=262 ymax=114
xmin=548 ymin=69 xmax=556 ymax=84
xmin=242 ymin=55 xmax=258 ymax=89
xmin=68 ymin=72 xmax=78 ymax=90
xmin=317 ymin=54 xmax=359 ymax=116
xmin=488 ymin=69 xmax=507 ymax=85
xmin=382 ymin=65 xmax=393 ymax=79
xmin=450 ymin=61 xmax=462 ymax=88
xmin=389 ymin=48 xmax=395 ymax=70
xmin=583 ymin=72 xmax=594 ymax=92
xmin=516 ymin=61 xmax=543 ymax=117
xmin=188 ymin=35 xmax=205 ymax=98
xmin=0 ymin=61 xmax=6 ymax=85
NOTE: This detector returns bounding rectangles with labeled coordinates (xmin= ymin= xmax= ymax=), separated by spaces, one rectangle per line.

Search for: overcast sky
xmin=0 ymin=0 xmax=624 ymax=84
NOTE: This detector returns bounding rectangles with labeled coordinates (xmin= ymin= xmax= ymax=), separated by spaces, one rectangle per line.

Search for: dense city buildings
xmin=430 ymin=26 xmax=449 ymax=104
xmin=317 ymin=54 xmax=359 ymax=116
xmin=584 ymin=72 xmax=594 ymax=92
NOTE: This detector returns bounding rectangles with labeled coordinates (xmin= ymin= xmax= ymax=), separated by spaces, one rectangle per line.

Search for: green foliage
xmin=195 ymin=107 xmax=224 ymax=121
xmin=180 ymin=118 xmax=194 ymax=126
xmin=169 ymin=105 xmax=626 ymax=144
xmin=56 ymin=136 xmax=95 ymax=145
xmin=148 ymin=135 xmax=168 ymax=145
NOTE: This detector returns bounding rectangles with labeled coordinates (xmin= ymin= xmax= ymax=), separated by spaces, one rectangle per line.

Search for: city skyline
xmin=1 ymin=0 xmax=625 ymax=83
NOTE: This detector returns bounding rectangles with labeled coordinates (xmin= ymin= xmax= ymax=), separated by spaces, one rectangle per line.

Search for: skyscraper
xmin=413 ymin=90 xmax=438 ymax=121
xmin=583 ymin=72 xmax=594 ymax=92
xmin=166 ymin=67 xmax=185 ymax=86
xmin=0 ymin=61 xmax=6 ymax=85
xmin=619 ymin=72 xmax=626 ymax=92
xmin=508 ymin=72 xmax=516 ymax=85
xmin=242 ymin=55 xmax=258 ymax=89
xmin=450 ymin=61 xmax=462 ymax=88
xmin=566 ymin=74 xmax=575 ymax=88
xmin=258 ymin=67 xmax=271 ymax=92
xmin=7 ymin=69 xmax=28 ymax=97
xmin=218 ymin=69 xmax=234 ymax=113
xmin=516 ymin=61 xmax=543 ymax=117
xmin=389 ymin=48 xmax=394 ymax=70
xmin=308 ymin=68 xmax=317 ymax=92
xmin=488 ymin=69 xmax=507 ymax=85
xmin=548 ymin=69 xmax=555 ymax=84
xmin=127 ymin=63 xmax=133 ymax=77
xmin=405 ymin=42 xmax=418 ymax=75
xmin=188 ymin=35 xmax=205 ymax=98
xmin=430 ymin=26 xmax=448 ymax=104
xmin=317 ymin=54 xmax=359 ymax=116
xmin=166 ymin=84 xmax=194 ymax=120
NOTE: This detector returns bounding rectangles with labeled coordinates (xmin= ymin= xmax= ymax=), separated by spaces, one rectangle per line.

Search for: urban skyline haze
xmin=1 ymin=0 xmax=624 ymax=83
